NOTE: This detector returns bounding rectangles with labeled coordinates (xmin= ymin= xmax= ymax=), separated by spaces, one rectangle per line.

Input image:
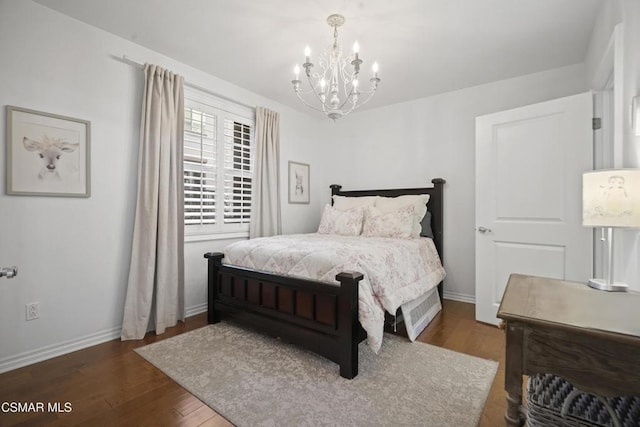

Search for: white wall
xmin=585 ymin=0 xmax=623 ymax=87
xmin=325 ymin=64 xmax=589 ymax=300
xmin=0 ymin=0 xmax=327 ymax=372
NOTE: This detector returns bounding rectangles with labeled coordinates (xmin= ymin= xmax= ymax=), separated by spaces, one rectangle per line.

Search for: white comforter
xmin=223 ymin=233 xmax=446 ymax=353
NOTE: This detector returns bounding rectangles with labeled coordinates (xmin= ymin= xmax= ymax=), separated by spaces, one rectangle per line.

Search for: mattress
xmin=223 ymin=233 xmax=446 ymax=352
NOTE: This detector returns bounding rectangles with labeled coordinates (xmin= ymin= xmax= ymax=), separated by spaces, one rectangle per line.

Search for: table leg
xmin=505 ymin=392 xmax=523 ymax=426
xmin=504 ymin=323 xmax=525 ymax=426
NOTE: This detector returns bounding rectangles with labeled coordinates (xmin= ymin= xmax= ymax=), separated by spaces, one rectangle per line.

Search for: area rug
xmin=135 ymin=323 xmax=498 ymax=426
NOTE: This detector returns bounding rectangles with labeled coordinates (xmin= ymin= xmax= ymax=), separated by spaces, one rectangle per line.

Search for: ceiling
xmin=34 ymin=0 xmax=603 ymax=116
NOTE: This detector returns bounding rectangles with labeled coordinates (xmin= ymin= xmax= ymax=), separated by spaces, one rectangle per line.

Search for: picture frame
xmin=288 ymin=161 xmax=310 ymax=204
xmin=6 ymin=106 xmax=91 ymax=197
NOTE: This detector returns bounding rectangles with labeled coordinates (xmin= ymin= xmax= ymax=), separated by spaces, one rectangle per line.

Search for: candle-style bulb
xmin=352 ymin=79 xmax=359 ymax=88
xmin=294 ymin=65 xmax=300 ymax=78
xmin=304 ymin=46 xmax=311 ymax=57
xmin=372 ymin=62 xmax=379 ymax=73
xmin=320 ymin=78 xmax=326 ymax=89
xmin=353 ymin=41 xmax=360 ymax=53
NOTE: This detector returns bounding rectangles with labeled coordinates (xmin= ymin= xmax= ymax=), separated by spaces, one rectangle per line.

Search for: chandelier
xmin=291 ymin=14 xmax=381 ymax=121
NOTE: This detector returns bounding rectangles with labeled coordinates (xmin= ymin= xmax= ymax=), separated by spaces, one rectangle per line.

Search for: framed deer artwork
xmin=288 ymin=161 xmax=310 ymax=204
xmin=6 ymin=106 xmax=90 ymax=197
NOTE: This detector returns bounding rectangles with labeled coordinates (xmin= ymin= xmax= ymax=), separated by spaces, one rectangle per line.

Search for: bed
xmin=204 ymin=178 xmax=446 ymax=379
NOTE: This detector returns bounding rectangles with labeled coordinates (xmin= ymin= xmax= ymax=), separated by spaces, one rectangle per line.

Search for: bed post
xmin=330 ymin=184 xmax=342 ymax=201
xmin=430 ymin=178 xmax=446 ymax=301
xmin=204 ymin=252 xmax=224 ymax=324
xmin=336 ymin=271 xmax=363 ymax=379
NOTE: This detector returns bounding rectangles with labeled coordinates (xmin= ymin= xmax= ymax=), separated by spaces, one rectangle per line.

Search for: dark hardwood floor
xmin=0 ymin=300 xmax=505 ymax=426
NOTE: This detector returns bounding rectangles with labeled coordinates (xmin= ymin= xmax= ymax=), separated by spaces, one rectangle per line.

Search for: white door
xmin=475 ymin=92 xmax=593 ymax=325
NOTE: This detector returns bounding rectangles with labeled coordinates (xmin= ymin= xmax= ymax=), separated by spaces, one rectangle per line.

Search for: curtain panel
xmin=121 ymin=64 xmax=185 ymax=340
xmin=250 ymin=107 xmax=281 ymax=238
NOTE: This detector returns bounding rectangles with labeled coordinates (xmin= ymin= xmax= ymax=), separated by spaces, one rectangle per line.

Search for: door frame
xmin=591 ymin=23 xmax=624 ymax=281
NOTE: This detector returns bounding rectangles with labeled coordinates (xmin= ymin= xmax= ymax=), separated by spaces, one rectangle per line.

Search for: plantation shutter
xmin=223 ymin=118 xmax=253 ymax=225
xmin=183 ymin=88 xmax=255 ymax=236
xmin=184 ymin=105 xmax=216 ymax=226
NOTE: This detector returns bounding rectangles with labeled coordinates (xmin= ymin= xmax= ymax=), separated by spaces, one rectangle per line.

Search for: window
xmin=183 ymin=88 xmax=254 ymax=237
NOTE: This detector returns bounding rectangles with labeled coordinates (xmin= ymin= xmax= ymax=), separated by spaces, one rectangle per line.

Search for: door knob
xmin=0 ymin=266 xmax=18 ymax=279
xmin=477 ymin=226 xmax=492 ymax=233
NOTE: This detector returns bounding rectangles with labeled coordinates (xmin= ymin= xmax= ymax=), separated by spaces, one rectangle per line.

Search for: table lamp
xmin=583 ymin=169 xmax=640 ymax=291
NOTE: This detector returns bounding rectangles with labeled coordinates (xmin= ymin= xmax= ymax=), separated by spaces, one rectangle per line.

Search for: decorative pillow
xmin=361 ymin=206 xmax=415 ymax=239
xmin=332 ymin=195 xmax=378 ymax=211
xmin=317 ymin=204 xmax=364 ymax=236
xmin=420 ymin=211 xmax=434 ymax=238
xmin=375 ymin=194 xmax=430 ymax=237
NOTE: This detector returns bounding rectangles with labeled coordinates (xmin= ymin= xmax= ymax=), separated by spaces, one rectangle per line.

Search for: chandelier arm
xmin=294 ymin=87 xmax=323 ymax=97
xmin=315 ymin=65 xmax=332 ymax=107
xmin=338 ymin=78 xmax=379 ymax=107
xmin=345 ymin=91 xmax=377 ymax=111
xmin=336 ymin=80 xmax=371 ymax=111
xmin=294 ymin=91 xmax=329 ymax=113
xmin=339 ymin=65 xmax=354 ymax=95
xmin=334 ymin=86 xmax=377 ymax=117
xmin=305 ymin=73 xmax=330 ymax=108
xmin=293 ymin=80 xmax=329 ymax=112
xmin=337 ymin=88 xmax=357 ymax=111
xmin=340 ymin=102 xmax=358 ymax=117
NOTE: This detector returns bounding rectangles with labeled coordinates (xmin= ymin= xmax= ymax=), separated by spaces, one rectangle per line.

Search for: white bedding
xmin=223 ymin=233 xmax=446 ymax=353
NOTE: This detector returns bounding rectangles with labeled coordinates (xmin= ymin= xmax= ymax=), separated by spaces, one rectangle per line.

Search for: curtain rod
xmin=119 ymin=54 xmax=255 ymax=110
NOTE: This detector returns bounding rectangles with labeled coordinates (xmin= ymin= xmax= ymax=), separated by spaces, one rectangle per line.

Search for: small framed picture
xmin=288 ymin=161 xmax=310 ymax=204
xmin=6 ymin=106 xmax=91 ymax=197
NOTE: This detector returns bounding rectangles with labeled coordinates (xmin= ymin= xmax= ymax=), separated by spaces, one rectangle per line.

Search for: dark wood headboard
xmin=329 ymin=178 xmax=446 ymax=263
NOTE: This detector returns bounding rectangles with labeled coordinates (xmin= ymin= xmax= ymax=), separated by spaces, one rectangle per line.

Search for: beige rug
xmin=135 ymin=323 xmax=498 ymax=426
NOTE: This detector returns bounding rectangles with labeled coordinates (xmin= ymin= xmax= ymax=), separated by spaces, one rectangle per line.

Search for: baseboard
xmin=185 ymin=302 xmax=208 ymax=318
xmin=0 ymin=302 xmax=209 ymax=374
xmin=0 ymin=326 xmax=122 ymax=374
xmin=442 ymin=291 xmax=475 ymax=304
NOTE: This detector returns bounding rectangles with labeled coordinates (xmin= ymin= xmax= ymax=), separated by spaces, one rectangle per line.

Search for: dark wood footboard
xmin=204 ymin=252 xmax=366 ymax=379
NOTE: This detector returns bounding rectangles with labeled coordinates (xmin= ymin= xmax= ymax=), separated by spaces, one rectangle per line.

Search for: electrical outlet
xmin=25 ymin=302 xmax=39 ymax=321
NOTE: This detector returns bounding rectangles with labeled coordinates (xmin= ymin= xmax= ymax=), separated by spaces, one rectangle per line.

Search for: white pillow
xmin=375 ymin=194 xmax=430 ymax=237
xmin=332 ymin=195 xmax=378 ymax=211
xmin=317 ymin=204 xmax=364 ymax=236
xmin=361 ymin=206 xmax=414 ymax=239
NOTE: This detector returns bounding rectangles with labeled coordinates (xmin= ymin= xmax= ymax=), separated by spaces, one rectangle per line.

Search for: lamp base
xmin=587 ymin=279 xmax=629 ymax=292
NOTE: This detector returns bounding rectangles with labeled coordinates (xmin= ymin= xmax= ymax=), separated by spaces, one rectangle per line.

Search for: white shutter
xmin=223 ymin=118 xmax=253 ymax=225
xmin=183 ymin=88 xmax=255 ymax=237
xmin=184 ymin=103 xmax=216 ymax=227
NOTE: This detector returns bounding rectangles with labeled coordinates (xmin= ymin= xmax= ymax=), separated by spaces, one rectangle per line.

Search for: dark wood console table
xmin=497 ymin=274 xmax=640 ymax=426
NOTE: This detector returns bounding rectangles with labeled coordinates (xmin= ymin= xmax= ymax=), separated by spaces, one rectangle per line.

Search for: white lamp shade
xmin=583 ymin=169 xmax=640 ymax=228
